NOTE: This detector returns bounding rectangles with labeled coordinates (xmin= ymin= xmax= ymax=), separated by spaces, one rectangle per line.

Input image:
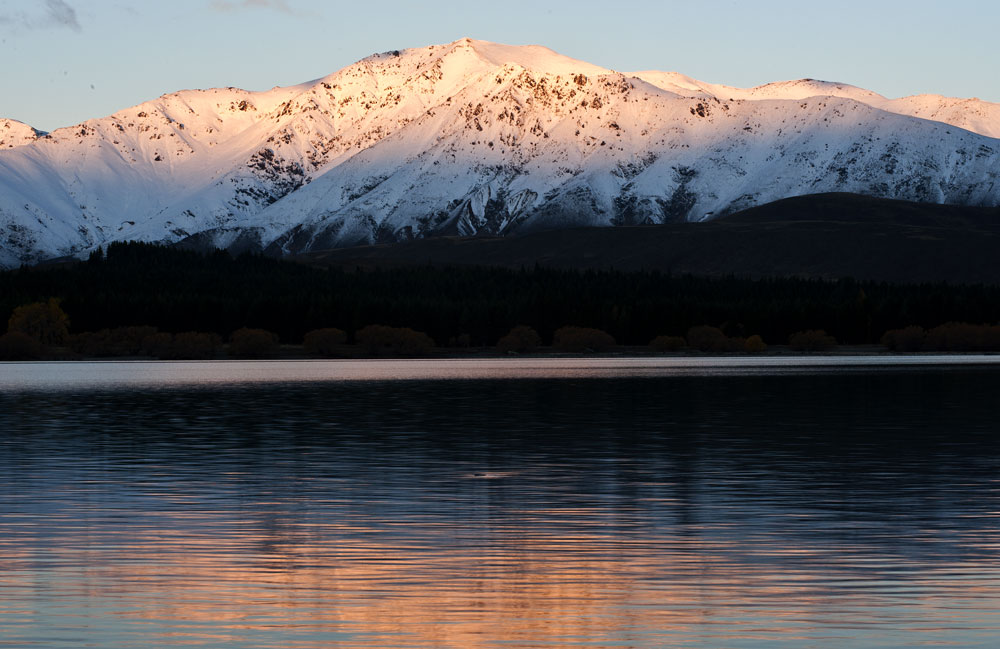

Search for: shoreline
xmin=7 ymin=344 xmax=1000 ymax=363
xmin=6 ymin=354 xmax=1000 ymax=392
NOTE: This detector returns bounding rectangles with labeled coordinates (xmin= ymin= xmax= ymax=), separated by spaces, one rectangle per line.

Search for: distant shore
xmin=16 ymin=343 xmax=999 ymax=362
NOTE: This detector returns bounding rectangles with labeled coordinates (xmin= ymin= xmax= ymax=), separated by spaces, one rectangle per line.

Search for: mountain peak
xmin=0 ymin=39 xmax=998 ymax=268
xmin=456 ymin=38 xmax=609 ymax=76
xmin=0 ymin=119 xmax=45 ymax=149
xmin=362 ymin=38 xmax=610 ymax=79
xmin=630 ymin=72 xmax=884 ymax=103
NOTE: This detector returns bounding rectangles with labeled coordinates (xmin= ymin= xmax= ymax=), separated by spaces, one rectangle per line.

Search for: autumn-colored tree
xmin=8 ymin=298 xmax=70 ymax=345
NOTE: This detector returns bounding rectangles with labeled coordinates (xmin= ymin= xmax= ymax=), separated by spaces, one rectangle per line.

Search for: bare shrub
xmin=686 ymin=325 xmax=730 ymax=352
xmin=448 ymin=333 xmax=472 ymax=348
xmin=497 ymin=325 xmax=541 ymax=353
xmin=69 ymin=326 xmax=159 ymax=357
xmin=393 ymin=328 xmax=434 ymax=355
xmin=881 ymin=326 xmax=926 ymax=352
xmin=229 ymin=328 xmax=278 ymax=359
xmin=726 ymin=336 xmax=748 ymax=352
xmin=356 ymin=325 xmax=395 ymax=354
xmin=303 ymin=328 xmax=347 ymax=357
xmin=112 ymin=326 xmax=158 ymax=355
xmin=170 ymin=332 xmax=222 ymax=359
xmin=0 ymin=332 xmax=44 ymax=360
xmin=141 ymin=332 xmax=175 ymax=358
xmin=649 ymin=335 xmax=686 ymax=352
xmin=788 ymin=329 xmax=837 ymax=352
xmin=552 ymin=326 xmax=616 ymax=353
xmin=986 ymin=326 xmax=1000 ymax=351
xmin=356 ymin=325 xmax=434 ymax=356
xmin=924 ymin=322 xmax=1000 ymax=351
xmin=68 ymin=331 xmax=105 ymax=356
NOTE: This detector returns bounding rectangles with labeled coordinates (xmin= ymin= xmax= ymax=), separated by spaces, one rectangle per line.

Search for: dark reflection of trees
xmin=2 ymin=369 xmax=999 ymax=569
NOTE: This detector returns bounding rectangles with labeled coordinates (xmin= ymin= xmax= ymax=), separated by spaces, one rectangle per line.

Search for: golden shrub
xmin=8 ymin=298 xmax=69 ymax=345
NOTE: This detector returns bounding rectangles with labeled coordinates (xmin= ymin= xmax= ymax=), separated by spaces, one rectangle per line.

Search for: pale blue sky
xmin=2 ymin=0 xmax=997 ymax=132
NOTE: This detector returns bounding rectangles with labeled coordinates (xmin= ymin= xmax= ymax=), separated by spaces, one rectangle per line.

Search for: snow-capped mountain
xmin=0 ymin=119 xmax=44 ymax=150
xmin=1 ymin=38 xmax=998 ymax=267
xmin=628 ymin=72 xmax=1000 ymax=139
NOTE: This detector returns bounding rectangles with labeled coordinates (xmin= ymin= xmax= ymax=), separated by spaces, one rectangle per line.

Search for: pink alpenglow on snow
xmin=0 ymin=38 xmax=998 ymax=267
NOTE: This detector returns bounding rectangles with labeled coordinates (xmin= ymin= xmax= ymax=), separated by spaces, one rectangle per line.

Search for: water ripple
xmin=1 ymin=363 xmax=999 ymax=647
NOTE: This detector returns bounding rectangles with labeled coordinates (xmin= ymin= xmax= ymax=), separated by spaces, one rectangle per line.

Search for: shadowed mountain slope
xmin=293 ymin=193 xmax=1000 ymax=284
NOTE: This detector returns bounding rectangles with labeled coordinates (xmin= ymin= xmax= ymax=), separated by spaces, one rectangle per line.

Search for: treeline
xmin=2 ymin=241 xmax=1000 ymax=347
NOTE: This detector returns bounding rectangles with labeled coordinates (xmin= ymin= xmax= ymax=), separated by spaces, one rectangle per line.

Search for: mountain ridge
xmin=1 ymin=38 xmax=998 ymax=267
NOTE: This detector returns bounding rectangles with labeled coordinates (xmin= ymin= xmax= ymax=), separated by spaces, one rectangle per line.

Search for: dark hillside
xmin=3 ymin=242 xmax=1000 ymax=347
xmin=293 ymin=193 xmax=1000 ymax=284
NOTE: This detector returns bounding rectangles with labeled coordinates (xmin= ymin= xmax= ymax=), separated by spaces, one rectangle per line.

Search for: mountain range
xmin=1 ymin=38 xmax=998 ymax=268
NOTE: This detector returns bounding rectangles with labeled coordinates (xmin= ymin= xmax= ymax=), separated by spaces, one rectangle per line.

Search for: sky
xmin=1 ymin=0 xmax=998 ymax=132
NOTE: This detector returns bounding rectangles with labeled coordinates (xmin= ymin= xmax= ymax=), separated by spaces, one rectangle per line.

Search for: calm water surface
xmin=1 ymin=358 xmax=999 ymax=648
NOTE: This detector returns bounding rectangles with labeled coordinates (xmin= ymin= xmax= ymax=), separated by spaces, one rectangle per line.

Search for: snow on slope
xmin=632 ymin=72 xmax=1000 ymax=139
xmin=0 ymin=119 xmax=44 ymax=149
xmin=883 ymin=95 xmax=1000 ymax=140
xmin=1 ymin=38 xmax=999 ymax=267
xmin=264 ymin=77 xmax=1000 ymax=254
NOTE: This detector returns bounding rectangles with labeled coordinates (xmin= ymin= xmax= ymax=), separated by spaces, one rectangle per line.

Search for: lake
xmin=1 ymin=357 xmax=999 ymax=648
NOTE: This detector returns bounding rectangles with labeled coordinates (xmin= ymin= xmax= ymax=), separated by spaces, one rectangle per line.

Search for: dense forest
xmin=2 ymin=242 xmax=1000 ymax=347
